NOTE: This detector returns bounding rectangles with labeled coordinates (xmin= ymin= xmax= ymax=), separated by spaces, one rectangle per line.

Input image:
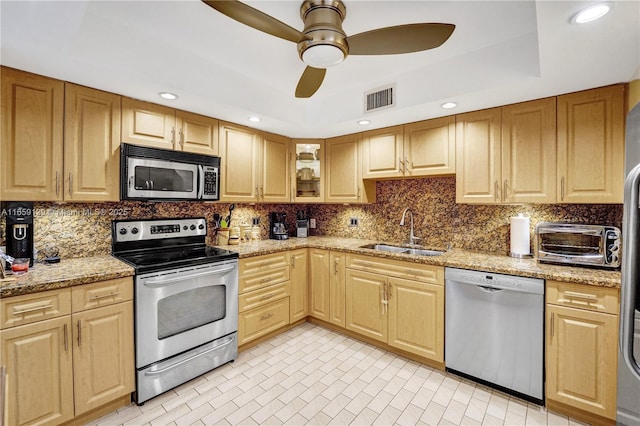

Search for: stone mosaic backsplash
xmin=0 ymin=177 xmax=622 ymax=260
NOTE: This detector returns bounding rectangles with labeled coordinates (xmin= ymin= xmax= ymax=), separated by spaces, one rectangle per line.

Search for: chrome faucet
xmin=399 ymin=208 xmax=421 ymax=246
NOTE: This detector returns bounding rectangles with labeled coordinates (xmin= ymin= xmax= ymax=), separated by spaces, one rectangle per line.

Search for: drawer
xmin=239 ymin=253 xmax=291 ymax=294
xmin=71 ymin=277 xmax=134 ymax=312
xmin=1 ymin=288 xmax=71 ymax=329
xmin=546 ymin=280 xmax=619 ymax=314
xmin=346 ymin=254 xmax=444 ymax=285
xmin=239 ymin=281 xmax=290 ymax=313
xmin=238 ymin=298 xmax=290 ymax=345
xmin=240 ymin=252 xmax=290 ymax=276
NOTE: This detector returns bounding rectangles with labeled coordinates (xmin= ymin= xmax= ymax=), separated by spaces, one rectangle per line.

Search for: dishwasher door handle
xmin=477 ymin=285 xmax=503 ymax=293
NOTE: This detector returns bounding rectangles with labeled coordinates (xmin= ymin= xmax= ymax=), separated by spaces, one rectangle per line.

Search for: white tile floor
xmin=92 ymin=323 xmax=590 ymax=426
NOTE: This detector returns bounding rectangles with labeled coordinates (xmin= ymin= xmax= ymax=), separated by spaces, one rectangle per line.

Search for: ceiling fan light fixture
xmin=570 ymin=2 xmax=613 ymax=24
xmin=302 ymin=44 xmax=345 ymax=68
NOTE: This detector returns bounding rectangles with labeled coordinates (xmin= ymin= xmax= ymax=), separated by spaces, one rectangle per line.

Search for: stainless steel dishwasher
xmin=445 ymin=267 xmax=544 ymax=404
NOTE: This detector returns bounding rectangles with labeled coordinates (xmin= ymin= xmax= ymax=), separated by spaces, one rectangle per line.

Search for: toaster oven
xmin=535 ymin=222 xmax=621 ymax=269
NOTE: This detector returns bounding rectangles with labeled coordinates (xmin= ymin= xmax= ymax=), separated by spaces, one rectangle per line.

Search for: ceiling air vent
xmin=364 ymin=85 xmax=395 ymax=113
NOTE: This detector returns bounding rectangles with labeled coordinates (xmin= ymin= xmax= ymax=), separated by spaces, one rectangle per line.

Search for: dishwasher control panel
xmin=445 ymin=267 xmax=544 ymax=294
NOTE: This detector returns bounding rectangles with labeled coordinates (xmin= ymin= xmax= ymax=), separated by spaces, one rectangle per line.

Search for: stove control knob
xmin=198 ymin=224 xmax=205 ymax=230
xmin=119 ymin=228 xmax=127 ymax=235
xmin=190 ymin=224 xmax=196 ymax=230
xmin=183 ymin=225 xmax=188 ymax=230
xmin=131 ymin=227 xmax=139 ymax=235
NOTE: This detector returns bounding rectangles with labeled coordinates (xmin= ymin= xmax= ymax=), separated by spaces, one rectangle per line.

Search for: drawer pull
xmin=260 ymin=277 xmax=274 ymax=284
xmin=13 ymin=304 xmax=54 ymax=315
xmin=77 ymin=320 xmax=82 ymax=347
xmin=260 ymin=313 xmax=274 ymax=321
xmin=90 ymin=291 xmax=120 ymax=301
xmin=64 ymin=323 xmax=68 ymax=351
xmin=260 ymin=293 xmax=274 ymax=301
xmin=563 ymin=291 xmax=598 ymax=301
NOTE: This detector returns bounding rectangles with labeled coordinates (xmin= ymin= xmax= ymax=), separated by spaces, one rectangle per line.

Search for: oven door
xmin=135 ymin=260 xmax=238 ymax=368
xmin=126 ymin=157 xmax=198 ymax=200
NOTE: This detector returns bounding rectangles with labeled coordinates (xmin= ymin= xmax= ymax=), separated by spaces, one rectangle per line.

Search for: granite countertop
xmin=221 ymin=236 xmax=622 ymax=288
xmin=0 ymin=256 xmax=135 ymax=298
xmin=0 ymin=237 xmax=620 ymax=298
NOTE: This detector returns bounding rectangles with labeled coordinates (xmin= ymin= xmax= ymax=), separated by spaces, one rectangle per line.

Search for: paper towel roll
xmin=510 ymin=214 xmax=531 ymax=257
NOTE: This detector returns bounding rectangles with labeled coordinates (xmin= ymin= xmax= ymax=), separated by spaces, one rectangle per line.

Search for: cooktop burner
xmin=112 ymin=217 xmax=238 ymax=273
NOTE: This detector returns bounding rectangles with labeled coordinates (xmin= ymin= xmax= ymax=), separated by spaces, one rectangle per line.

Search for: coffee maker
xmin=269 ymin=212 xmax=288 ymax=240
xmin=4 ymin=201 xmax=34 ymax=266
xmin=296 ymin=210 xmax=309 ymax=238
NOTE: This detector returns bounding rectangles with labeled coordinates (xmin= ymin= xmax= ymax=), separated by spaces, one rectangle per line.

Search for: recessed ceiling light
xmin=159 ymin=92 xmax=178 ymax=100
xmin=570 ymin=2 xmax=613 ymax=24
xmin=248 ymin=116 xmax=261 ymax=123
xmin=358 ymin=120 xmax=371 ymax=125
xmin=441 ymin=102 xmax=457 ymax=109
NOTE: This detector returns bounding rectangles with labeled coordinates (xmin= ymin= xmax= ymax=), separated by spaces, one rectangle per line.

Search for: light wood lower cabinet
xmin=0 ymin=278 xmax=134 ymax=426
xmin=238 ymin=252 xmax=292 ymax=345
xmin=329 ymin=251 xmax=346 ymax=328
xmin=309 ymin=249 xmax=331 ymax=322
xmin=345 ymin=254 xmax=444 ymax=362
xmin=289 ymin=249 xmax=309 ymax=323
xmin=545 ymin=280 xmax=619 ymax=422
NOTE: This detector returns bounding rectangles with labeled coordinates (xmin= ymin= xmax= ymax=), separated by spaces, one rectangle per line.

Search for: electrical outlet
xmin=349 ymin=217 xmax=359 ymax=227
xmin=309 ymin=218 xmax=316 ymax=228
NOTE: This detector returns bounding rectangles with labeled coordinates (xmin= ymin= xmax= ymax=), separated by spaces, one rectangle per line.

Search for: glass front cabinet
xmin=292 ymin=139 xmax=324 ymax=202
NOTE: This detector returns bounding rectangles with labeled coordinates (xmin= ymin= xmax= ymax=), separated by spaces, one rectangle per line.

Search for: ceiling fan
xmin=202 ymin=0 xmax=455 ymax=98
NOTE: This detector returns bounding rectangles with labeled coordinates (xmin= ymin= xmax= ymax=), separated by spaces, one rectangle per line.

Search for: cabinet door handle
xmin=334 ymin=259 xmax=338 ymax=274
xmin=13 ymin=304 xmax=53 ymax=315
xmin=77 ymin=320 xmax=82 ymax=347
xmin=550 ymin=313 xmax=555 ymax=338
xmin=171 ymin=127 xmax=176 ymax=148
xmin=357 ymin=186 xmax=361 ymax=201
xmin=291 ymin=256 xmax=296 ymax=268
xmin=260 ymin=187 xmax=264 ymax=200
xmin=179 ymin=129 xmax=184 ymax=147
xmin=399 ymin=157 xmax=405 ymax=174
xmin=405 ymin=157 xmax=411 ymax=174
xmin=90 ymin=291 xmax=121 ymax=301
xmin=494 ymin=181 xmax=500 ymax=202
xmin=255 ymin=186 xmax=260 ymax=202
xmin=55 ymin=171 xmax=60 ymax=196
xmin=68 ymin=172 xmax=73 ymax=197
xmin=64 ymin=323 xmax=68 ymax=352
xmin=560 ymin=177 xmax=565 ymax=201
xmin=503 ymin=180 xmax=508 ymax=201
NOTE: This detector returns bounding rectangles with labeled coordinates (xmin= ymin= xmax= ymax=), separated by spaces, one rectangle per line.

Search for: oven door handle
xmin=143 ymin=266 xmax=236 ymax=287
xmin=144 ymin=335 xmax=235 ymax=376
xmin=538 ymin=250 xmax=604 ymax=260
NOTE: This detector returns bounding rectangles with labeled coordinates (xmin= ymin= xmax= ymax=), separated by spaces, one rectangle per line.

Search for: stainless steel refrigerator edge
xmin=618 ymin=102 xmax=640 ymax=425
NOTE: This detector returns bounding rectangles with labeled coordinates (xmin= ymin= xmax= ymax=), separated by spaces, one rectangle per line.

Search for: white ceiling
xmin=1 ymin=0 xmax=639 ymax=138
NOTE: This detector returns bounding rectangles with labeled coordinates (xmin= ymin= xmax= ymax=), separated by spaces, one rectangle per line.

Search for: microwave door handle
xmin=197 ymin=165 xmax=204 ymax=199
xmin=621 ymin=163 xmax=640 ymax=381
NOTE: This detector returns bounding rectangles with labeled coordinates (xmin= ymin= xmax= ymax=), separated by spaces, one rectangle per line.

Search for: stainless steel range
xmin=112 ymin=217 xmax=239 ymax=405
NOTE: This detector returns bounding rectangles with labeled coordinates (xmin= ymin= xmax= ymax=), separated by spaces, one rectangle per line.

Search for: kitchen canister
xmin=510 ymin=213 xmax=532 ymax=258
xmin=217 ymin=228 xmax=230 ymax=245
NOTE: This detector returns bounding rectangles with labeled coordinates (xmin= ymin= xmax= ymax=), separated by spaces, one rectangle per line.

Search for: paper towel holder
xmin=510 ymin=213 xmax=533 ymax=259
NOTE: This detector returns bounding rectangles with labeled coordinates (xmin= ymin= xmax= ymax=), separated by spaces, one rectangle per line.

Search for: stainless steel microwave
xmin=120 ymin=143 xmax=220 ymax=201
xmin=535 ymin=222 xmax=621 ymax=269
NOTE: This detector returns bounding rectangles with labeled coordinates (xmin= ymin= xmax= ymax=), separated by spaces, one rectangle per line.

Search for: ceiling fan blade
xmin=347 ymin=23 xmax=455 ymax=55
xmin=201 ymin=0 xmax=306 ymax=43
xmin=295 ymin=67 xmax=326 ymax=98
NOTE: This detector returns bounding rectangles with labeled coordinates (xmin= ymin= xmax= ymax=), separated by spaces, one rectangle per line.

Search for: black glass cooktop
xmin=114 ymin=245 xmax=238 ymax=274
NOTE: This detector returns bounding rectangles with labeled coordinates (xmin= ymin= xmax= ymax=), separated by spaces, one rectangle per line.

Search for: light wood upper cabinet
xmin=362 ymin=126 xmax=404 ymax=179
xmin=1 ymin=67 xmax=64 ymax=201
xmin=501 ymin=97 xmax=557 ymax=203
xmin=292 ymin=139 xmax=324 ymax=202
xmin=122 ymin=98 xmax=218 ymax=155
xmin=404 ymin=117 xmax=456 ymax=177
xmin=260 ymin=132 xmax=290 ymax=203
xmin=289 ymin=248 xmax=309 ymax=323
xmin=557 ymin=85 xmax=624 ymax=203
xmin=64 ymin=84 xmax=121 ymax=202
xmin=455 ymin=107 xmax=502 ymax=203
xmin=326 ymin=133 xmax=375 ymax=203
xmin=456 ymin=98 xmax=557 ymax=204
xmin=219 ymin=122 xmax=260 ymax=202
xmin=219 ymin=122 xmax=290 ymax=203
xmin=362 ymin=118 xmax=455 ymax=180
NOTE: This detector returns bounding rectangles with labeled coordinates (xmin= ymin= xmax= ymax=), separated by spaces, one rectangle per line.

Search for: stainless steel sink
xmin=359 ymin=243 xmax=444 ymax=256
